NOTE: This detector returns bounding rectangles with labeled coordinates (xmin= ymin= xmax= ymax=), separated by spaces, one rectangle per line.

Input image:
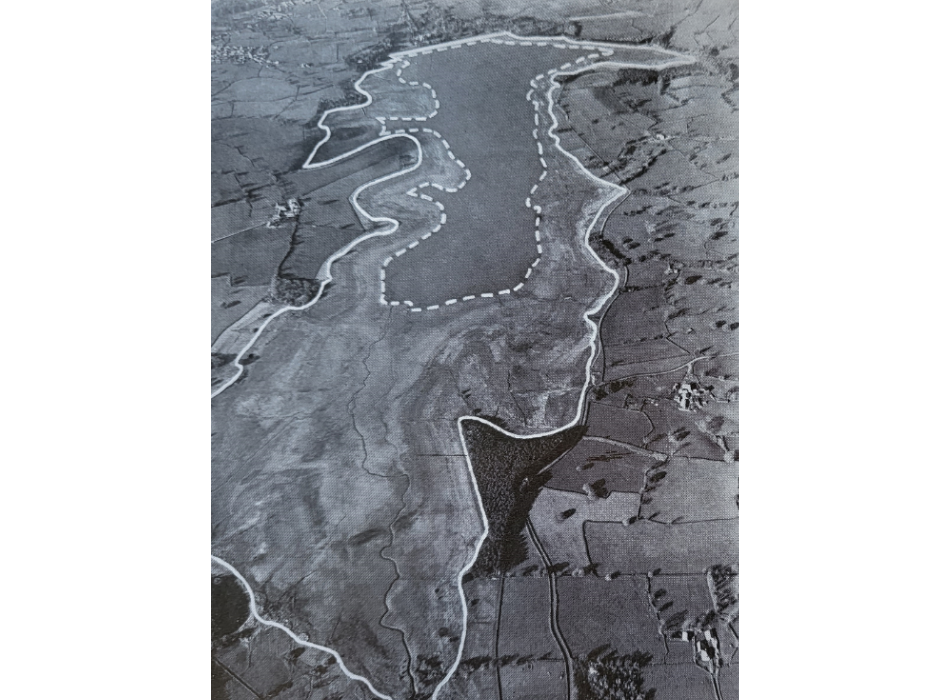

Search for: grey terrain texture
xmin=211 ymin=1 xmax=738 ymax=699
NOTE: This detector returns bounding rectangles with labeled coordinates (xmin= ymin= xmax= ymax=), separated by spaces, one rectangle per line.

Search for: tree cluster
xmin=462 ymin=419 xmax=585 ymax=576
xmin=574 ymin=648 xmax=655 ymax=700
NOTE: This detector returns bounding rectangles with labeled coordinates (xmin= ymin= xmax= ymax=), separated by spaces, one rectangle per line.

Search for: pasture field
xmin=586 ymin=519 xmax=738 ymax=575
xmin=211 ymin=195 xmax=278 ymax=241
xmin=440 ymin=660 xmax=499 ymax=700
xmin=649 ymin=573 xmax=715 ymax=634
xmin=529 ymin=487 xmax=641 ymax=573
xmin=498 ymin=578 xmax=561 ymax=659
xmin=541 ymin=436 xmax=656 ymax=495
xmin=641 ymin=663 xmax=717 ymax=700
xmin=211 ymin=276 xmax=268 ymax=343
xmin=598 ymin=284 xmax=675 ymax=343
xmin=640 ymin=456 xmax=738 ymax=524
xmin=584 ymin=401 xmax=654 ymax=446
xmin=440 ymin=616 xmax=501 ymax=700
xmin=498 ymin=660 xmax=568 ymax=700
xmin=631 ymin=399 xmax=732 ymax=462
xmin=557 ymin=575 xmax=667 ymax=661
xmin=461 ymin=577 xmax=502 ymax=625
xmin=211 ymin=224 xmax=291 ymax=287
xmin=719 ymin=664 xmax=738 ymax=698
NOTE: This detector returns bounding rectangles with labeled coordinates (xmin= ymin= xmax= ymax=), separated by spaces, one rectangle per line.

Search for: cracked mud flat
xmin=211 ymin=2 xmax=738 ymax=699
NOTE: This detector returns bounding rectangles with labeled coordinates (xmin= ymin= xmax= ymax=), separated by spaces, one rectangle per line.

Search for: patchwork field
xmin=529 ymin=486 xmax=642 ymax=573
xmin=587 ymin=519 xmax=737 ymax=575
xmin=558 ymin=575 xmax=666 ymax=660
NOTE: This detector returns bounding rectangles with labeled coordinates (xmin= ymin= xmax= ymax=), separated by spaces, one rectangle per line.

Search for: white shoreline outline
xmin=213 ymin=31 xmax=695 ymax=700
xmin=300 ymin=34 xmax=688 ymax=312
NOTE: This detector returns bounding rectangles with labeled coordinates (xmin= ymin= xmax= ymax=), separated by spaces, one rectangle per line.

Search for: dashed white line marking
xmin=341 ymin=32 xmax=690 ymax=316
xmin=480 ymin=292 xmax=494 ymax=298
xmin=463 ymin=295 xmax=476 ymax=301
xmin=445 ymin=298 xmax=458 ymax=305
xmin=513 ymin=282 xmax=525 ymax=292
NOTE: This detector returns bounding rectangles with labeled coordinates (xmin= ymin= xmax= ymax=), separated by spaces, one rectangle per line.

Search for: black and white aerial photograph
xmin=8 ymin=2 xmax=950 ymax=699
xmin=210 ymin=1 xmax=738 ymax=699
